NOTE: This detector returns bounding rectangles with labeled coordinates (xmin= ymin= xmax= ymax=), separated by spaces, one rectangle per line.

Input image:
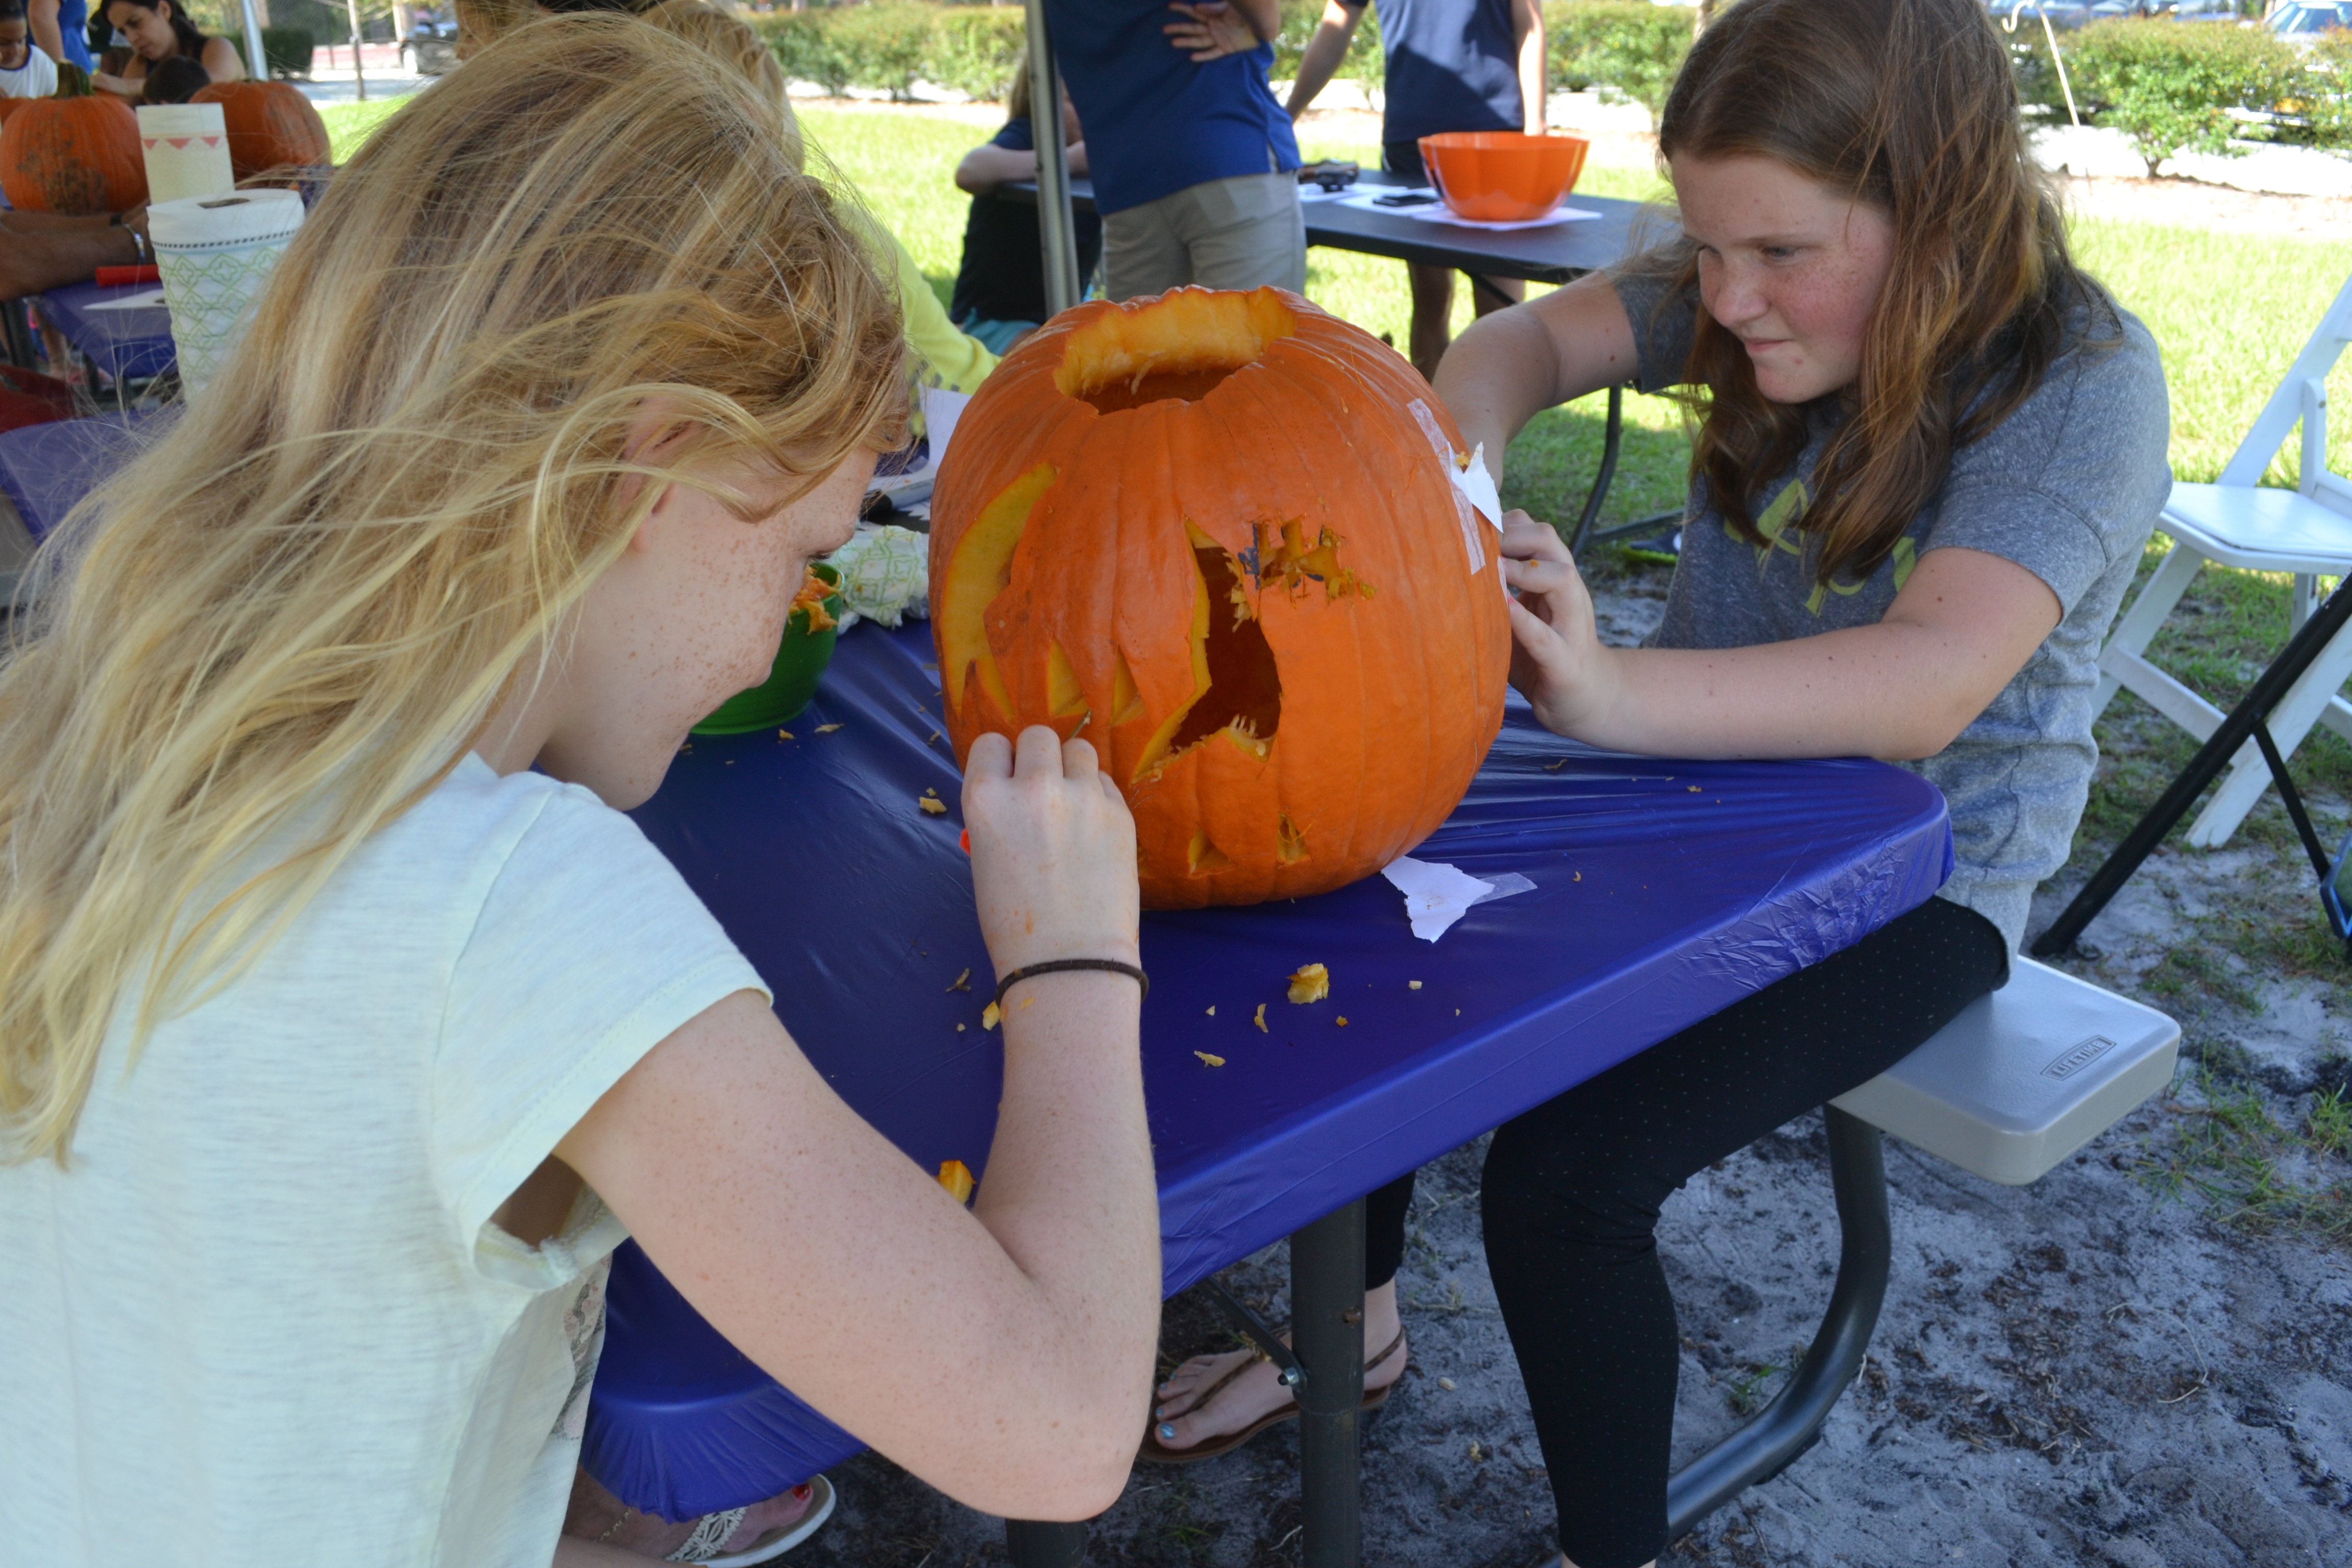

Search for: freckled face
xmin=1669 ymin=153 xmax=1896 ymax=406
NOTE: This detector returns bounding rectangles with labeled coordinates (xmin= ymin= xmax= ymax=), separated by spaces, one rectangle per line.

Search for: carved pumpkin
xmin=929 ymin=286 xmax=1512 ymax=910
xmin=0 ymin=64 xmax=144 ymax=215
xmin=191 ymin=80 xmax=331 ymax=181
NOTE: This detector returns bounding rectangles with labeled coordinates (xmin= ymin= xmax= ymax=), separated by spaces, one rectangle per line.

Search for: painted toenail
xmin=1157 ymin=1424 xmax=1177 ymax=1441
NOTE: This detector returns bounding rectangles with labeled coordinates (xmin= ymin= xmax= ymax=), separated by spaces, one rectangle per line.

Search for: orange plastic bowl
xmin=1417 ymin=132 xmax=1590 ymax=223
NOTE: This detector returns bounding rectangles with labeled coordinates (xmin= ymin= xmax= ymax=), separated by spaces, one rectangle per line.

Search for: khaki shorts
xmin=1101 ymin=171 xmax=1307 ymax=301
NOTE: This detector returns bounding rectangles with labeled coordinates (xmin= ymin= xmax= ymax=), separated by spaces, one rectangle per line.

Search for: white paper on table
xmin=871 ymin=386 xmax=970 ymax=504
xmin=1400 ymin=204 xmax=1603 ymax=232
xmin=85 ymin=289 xmax=169 ymax=312
xmin=1381 ymin=855 xmax=1534 ymax=942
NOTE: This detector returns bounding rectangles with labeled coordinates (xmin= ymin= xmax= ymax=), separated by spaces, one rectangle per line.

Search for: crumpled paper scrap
xmin=1451 ymin=443 xmax=1502 ymax=529
xmin=1380 ymin=855 xmax=1535 ymax=942
xmin=823 ymin=523 xmax=929 ymax=631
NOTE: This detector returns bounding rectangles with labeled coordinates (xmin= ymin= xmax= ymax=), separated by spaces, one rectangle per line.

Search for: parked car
xmin=2163 ymin=0 xmax=2248 ymax=20
xmin=2268 ymin=0 xmax=2352 ymax=43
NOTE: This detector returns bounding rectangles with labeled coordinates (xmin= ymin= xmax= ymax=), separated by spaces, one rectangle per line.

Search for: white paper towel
xmin=136 ymin=104 xmax=235 ymax=206
xmin=149 ymin=190 xmax=306 ymax=400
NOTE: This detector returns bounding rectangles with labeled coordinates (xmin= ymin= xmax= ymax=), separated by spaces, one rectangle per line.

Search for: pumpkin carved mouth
xmin=1134 ymin=525 xmax=1283 ymax=785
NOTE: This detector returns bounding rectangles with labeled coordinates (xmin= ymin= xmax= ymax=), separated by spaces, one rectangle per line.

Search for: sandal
xmin=661 ymin=1475 xmax=837 ymax=1565
xmin=1137 ymin=1329 xmax=1406 ymax=1465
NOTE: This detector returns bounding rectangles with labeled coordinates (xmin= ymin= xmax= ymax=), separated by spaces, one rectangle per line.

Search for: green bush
xmin=924 ymin=6 xmax=1027 ymax=103
xmin=1544 ymin=1 xmax=1694 ymax=129
xmin=220 ymin=27 xmax=316 ymax=81
xmin=2066 ymin=19 xmax=2301 ymax=177
xmin=751 ymin=13 xmax=858 ymax=97
xmin=823 ymin=2 xmax=934 ymax=102
xmin=2299 ymin=33 xmax=2352 ymax=154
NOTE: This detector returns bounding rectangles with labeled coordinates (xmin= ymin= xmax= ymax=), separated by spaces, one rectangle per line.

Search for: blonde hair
xmin=645 ymin=0 xmax=799 ymax=166
xmin=0 ymin=14 xmax=904 ymax=1164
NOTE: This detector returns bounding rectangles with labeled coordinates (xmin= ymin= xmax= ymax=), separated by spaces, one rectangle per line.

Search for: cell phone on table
xmin=1373 ymin=192 xmax=1439 ymax=208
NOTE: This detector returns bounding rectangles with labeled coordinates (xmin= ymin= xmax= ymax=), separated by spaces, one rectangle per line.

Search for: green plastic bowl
xmin=692 ymin=561 xmax=845 ymax=734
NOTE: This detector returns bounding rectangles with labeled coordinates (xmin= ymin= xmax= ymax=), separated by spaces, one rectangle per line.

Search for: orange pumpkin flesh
xmin=0 ymin=65 xmax=143 ymax=215
xmin=191 ymin=80 xmax=330 ymax=181
xmin=930 ymin=286 xmax=1512 ymax=910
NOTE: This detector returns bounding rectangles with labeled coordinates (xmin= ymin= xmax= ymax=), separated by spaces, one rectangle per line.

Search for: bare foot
xmin=564 ymin=1466 xmax=825 ymax=1560
xmin=1151 ymin=1281 xmax=1406 ymax=1452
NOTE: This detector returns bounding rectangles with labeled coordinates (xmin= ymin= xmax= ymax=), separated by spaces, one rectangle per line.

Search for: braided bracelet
xmin=994 ymin=958 xmax=1149 ymax=1011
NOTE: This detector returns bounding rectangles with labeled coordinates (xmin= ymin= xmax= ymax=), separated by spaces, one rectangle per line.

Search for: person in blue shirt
xmin=28 ymin=0 xmax=92 ymax=73
xmin=1042 ymin=0 xmax=1304 ymax=301
xmin=1182 ymin=0 xmax=1548 ymax=380
xmin=949 ymin=74 xmax=1105 ymax=353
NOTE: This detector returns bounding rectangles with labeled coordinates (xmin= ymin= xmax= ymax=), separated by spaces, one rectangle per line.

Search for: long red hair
xmin=1654 ymin=0 xmax=2113 ymax=586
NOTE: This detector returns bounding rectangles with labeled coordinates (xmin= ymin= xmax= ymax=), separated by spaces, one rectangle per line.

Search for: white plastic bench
xmin=1662 ymin=956 xmax=2180 ymax=1534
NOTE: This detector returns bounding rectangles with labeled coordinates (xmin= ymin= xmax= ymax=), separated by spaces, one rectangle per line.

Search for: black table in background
xmin=1002 ymin=171 xmax=1676 ymax=553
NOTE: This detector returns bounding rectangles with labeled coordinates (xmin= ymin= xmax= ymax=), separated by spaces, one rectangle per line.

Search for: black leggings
xmin=1363 ymin=896 xmax=2007 ymax=1568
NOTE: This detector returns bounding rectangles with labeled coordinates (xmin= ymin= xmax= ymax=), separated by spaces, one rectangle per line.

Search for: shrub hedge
xmin=2065 ymin=19 xmax=2303 ymax=176
xmin=742 ymin=3 xmax=2352 ymax=173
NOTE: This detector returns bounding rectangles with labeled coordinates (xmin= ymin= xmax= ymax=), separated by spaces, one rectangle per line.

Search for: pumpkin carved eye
xmin=927 ymin=287 xmax=1511 ymax=910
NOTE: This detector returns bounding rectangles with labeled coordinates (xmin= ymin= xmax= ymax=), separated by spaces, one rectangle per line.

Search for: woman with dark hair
xmin=91 ymin=0 xmax=240 ymax=104
xmin=1151 ymin=2 xmax=2169 ymax=1563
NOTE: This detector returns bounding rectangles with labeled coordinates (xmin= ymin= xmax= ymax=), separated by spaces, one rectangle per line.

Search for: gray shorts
xmin=1100 ymin=171 xmax=1307 ymax=301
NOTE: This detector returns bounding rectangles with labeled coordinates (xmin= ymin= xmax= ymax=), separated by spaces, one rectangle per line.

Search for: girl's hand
xmin=1500 ymin=511 xmax=1616 ymax=738
xmin=963 ymin=726 xmax=1140 ymax=977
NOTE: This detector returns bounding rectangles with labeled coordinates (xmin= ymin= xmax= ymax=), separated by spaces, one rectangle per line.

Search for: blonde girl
xmin=0 ymin=18 xmax=1156 ymax=1568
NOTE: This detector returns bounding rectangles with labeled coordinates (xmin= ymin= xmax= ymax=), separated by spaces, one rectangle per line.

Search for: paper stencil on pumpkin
xmin=1407 ymin=397 xmax=1487 ymax=575
xmin=928 ymin=286 xmax=1511 ymax=910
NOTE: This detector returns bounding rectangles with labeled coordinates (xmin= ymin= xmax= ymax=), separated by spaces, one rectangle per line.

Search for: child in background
xmin=137 ymin=48 xmax=202 ymax=101
xmin=949 ymin=71 xmax=1101 ymax=354
xmin=0 ymin=0 xmax=60 ymax=96
xmin=0 ymin=19 xmax=1157 ymax=1568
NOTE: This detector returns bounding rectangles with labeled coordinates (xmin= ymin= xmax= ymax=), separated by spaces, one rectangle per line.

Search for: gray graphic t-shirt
xmin=1610 ymin=265 xmax=2172 ymax=950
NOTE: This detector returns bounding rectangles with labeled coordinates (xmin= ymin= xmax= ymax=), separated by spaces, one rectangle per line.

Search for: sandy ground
xmin=773 ymin=568 xmax=2352 ymax=1568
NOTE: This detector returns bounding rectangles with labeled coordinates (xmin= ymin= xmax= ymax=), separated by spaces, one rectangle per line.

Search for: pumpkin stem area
xmin=1055 ymin=288 xmax=1297 ymax=416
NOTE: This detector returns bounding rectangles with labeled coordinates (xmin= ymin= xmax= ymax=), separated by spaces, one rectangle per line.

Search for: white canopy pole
xmin=1023 ymin=0 xmax=1081 ymax=315
xmin=238 ymin=0 xmax=267 ymax=82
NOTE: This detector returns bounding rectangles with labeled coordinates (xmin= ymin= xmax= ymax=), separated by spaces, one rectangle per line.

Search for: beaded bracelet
xmin=993 ymin=958 xmax=1149 ymax=1011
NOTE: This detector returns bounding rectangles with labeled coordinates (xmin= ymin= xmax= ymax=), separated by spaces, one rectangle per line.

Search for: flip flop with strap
xmin=1137 ymin=1329 xmax=1406 ymax=1466
xmin=663 ymin=1475 xmax=837 ymax=1566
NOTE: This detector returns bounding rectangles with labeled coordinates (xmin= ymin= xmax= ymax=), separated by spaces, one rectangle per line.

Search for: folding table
xmin=590 ymin=620 xmax=1953 ymax=1566
xmin=34 ymin=280 xmax=176 ymax=388
xmin=0 ymin=410 xmax=172 ymax=545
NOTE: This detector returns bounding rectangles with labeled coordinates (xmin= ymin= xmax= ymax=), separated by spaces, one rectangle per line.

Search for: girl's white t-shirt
xmin=0 ymin=755 xmax=768 ymax=1566
xmin=0 ymin=46 xmax=60 ymax=99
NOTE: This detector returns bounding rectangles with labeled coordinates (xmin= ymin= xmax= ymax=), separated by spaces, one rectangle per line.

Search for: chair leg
xmin=2185 ymin=621 xmax=2352 ymax=848
xmin=1664 ymin=1107 xmax=1890 ymax=1540
xmin=1004 ymin=1519 xmax=1090 ymax=1567
xmin=2094 ymin=540 xmax=2204 ymax=721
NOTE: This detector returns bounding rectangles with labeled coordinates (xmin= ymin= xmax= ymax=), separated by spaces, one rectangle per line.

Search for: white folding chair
xmin=2094 ymin=271 xmax=2352 ymax=847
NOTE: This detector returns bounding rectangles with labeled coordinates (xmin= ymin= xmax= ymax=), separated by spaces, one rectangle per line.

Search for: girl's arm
xmin=28 ymin=0 xmax=62 ymax=64
xmin=1513 ymin=0 xmax=1547 ymax=135
xmin=1499 ymin=515 xmax=2061 ymax=760
xmin=200 ymin=36 xmax=246 ymax=84
xmin=954 ymin=138 xmax=1089 ymax=195
xmin=1433 ymin=271 xmax=1639 ymax=488
xmin=1441 ymin=278 xmax=2060 ymax=761
xmin=1283 ymin=2 xmax=1362 ymax=119
xmin=554 ymin=728 xmax=1157 ymax=1523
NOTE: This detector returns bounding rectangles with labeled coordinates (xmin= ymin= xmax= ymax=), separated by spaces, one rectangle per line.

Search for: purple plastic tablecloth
xmin=0 ymin=409 xmax=169 ymax=542
xmin=37 ymin=281 xmax=176 ymax=385
xmin=587 ymin=620 xmax=1952 ymax=1518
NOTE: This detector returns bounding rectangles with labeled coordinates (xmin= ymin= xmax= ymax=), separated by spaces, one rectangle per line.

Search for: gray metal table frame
xmin=999 ymin=168 xmax=1671 ymax=556
xmin=1006 ymin=1120 xmax=1892 ymax=1568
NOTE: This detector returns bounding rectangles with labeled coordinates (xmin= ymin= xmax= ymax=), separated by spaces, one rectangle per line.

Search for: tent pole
xmin=238 ymin=0 xmax=267 ymax=82
xmin=1023 ymin=0 xmax=1081 ymax=315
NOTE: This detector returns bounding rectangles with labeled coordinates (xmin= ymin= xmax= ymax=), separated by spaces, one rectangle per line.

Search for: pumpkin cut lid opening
xmin=1056 ymin=287 xmax=1298 ymax=416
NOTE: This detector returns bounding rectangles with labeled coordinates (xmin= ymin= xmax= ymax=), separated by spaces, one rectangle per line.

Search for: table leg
xmin=1664 ymin=1106 xmax=1889 ymax=1537
xmin=1566 ymin=385 xmax=1625 ymax=559
xmin=1291 ymin=1197 xmax=1366 ymax=1568
xmin=1003 ymin=1518 xmax=1089 ymax=1567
